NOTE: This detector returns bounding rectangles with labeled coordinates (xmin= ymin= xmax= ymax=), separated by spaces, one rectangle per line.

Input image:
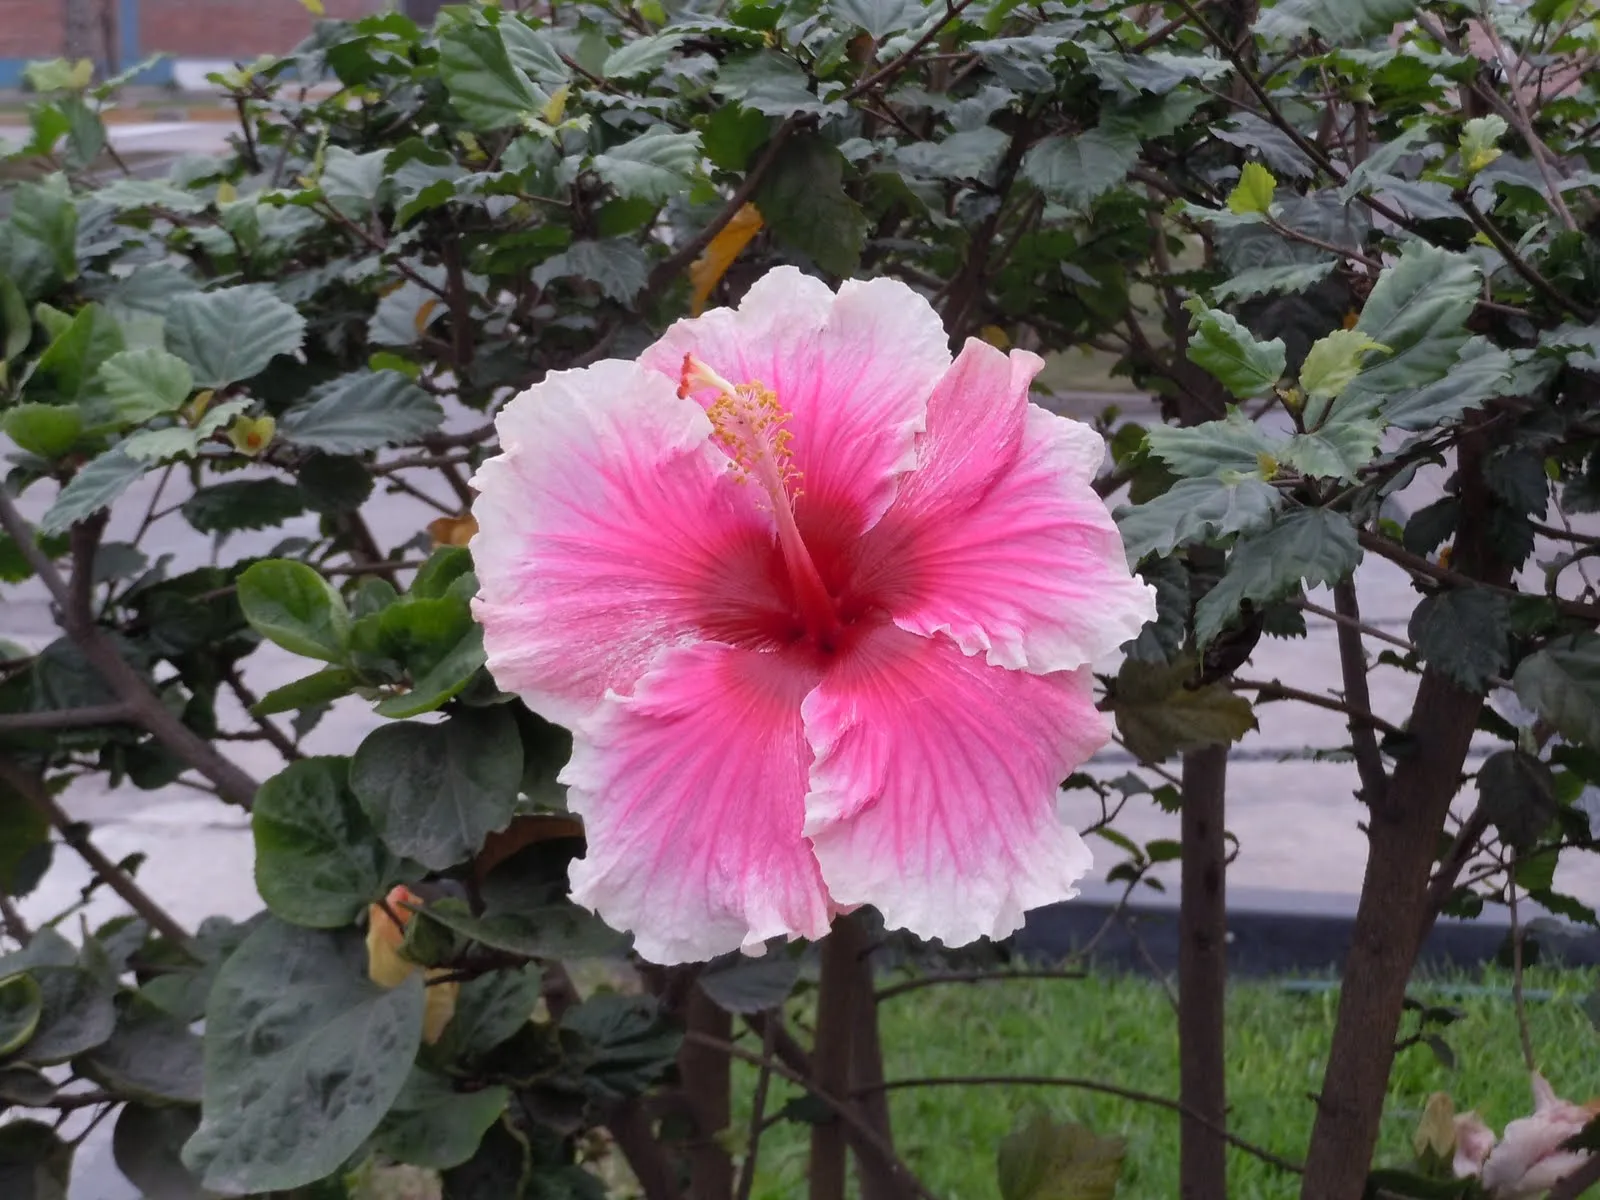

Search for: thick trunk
xmin=1179 ymin=745 xmax=1229 ymax=1200
xmin=680 ymin=988 xmax=735 ymax=1200
xmin=809 ymin=916 xmax=866 ymax=1200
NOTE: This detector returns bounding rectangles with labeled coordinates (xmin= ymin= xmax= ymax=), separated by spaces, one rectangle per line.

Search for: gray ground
xmin=4 ymin=119 xmax=1598 ymax=1198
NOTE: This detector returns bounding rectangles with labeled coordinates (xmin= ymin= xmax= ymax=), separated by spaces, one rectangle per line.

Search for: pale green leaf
xmin=601 ymin=33 xmax=684 ymax=79
xmin=39 ymin=448 xmax=146 ymax=534
xmin=96 ymin=347 xmax=194 ymax=424
xmin=592 ymin=128 xmax=702 ymax=202
xmin=1115 ymin=477 xmax=1283 ymax=562
xmin=1183 ymin=301 xmax=1287 ymax=398
xmin=1144 ymin=408 xmax=1281 ymax=478
xmin=1227 ymin=162 xmax=1276 ymax=215
xmin=165 ymin=285 xmax=307 ymax=389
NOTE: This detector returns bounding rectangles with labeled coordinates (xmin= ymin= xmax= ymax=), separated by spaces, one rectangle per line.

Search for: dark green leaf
xmin=1255 ymin=0 xmax=1418 ymax=42
xmin=78 ymin=996 xmax=203 ymax=1103
xmin=1183 ymin=302 xmax=1287 ymax=398
xmin=277 ymin=370 xmax=445 ymax=455
xmin=1021 ymin=125 xmax=1140 ymax=210
xmin=754 ymin=136 xmax=867 ymax=277
xmin=252 ymin=756 xmax=417 ymax=928
xmin=1408 ymin=589 xmax=1509 ymax=693
xmin=0 ymin=974 xmax=42 ymax=1056
xmin=439 ymin=965 xmax=543 ymax=1060
xmin=829 ymin=0 xmax=926 ymax=37
xmin=182 ymin=478 xmax=306 ymax=534
xmin=701 ymin=104 xmax=770 ymax=172
xmin=237 ymin=559 xmax=352 ymax=663
xmin=251 ymin=668 xmax=360 ymax=717
xmin=1382 ymin=339 xmax=1514 ymax=431
xmin=698 ymin=953 xmax=802 ymax=1013
xmin=1144 ymin=409 xmax=1280 ymax=478
xmin=182 ymin=919 xmax=424 ymax=1194
xmin=417 ymin=898 xmax=629 ymax=961
xmin=714 ymin=52 xmax=839 ymax=117
xmin=560 ymin=993 xmax=681 ymax=1101
xmin=1514 ymin=634 xmax=1600 ymax=749
xmin=1477 ymin=750 xmax=1557 ymax=851
xmin=12 ymin=965 xmax=116 ymax=1065
xmin=1195 ymin=509 xmax=1361 ymax=646
xmin=165 ymin=285 xmax=307 ymax=389
xmin=602 ymin=33 xmax=684 ymax=79
xmin=531 ymin=239 xmax=650 ymax=303
xmin=372 ymin=1068 xmax=509 ymax=1170
xmin=438 ymin=19 xmax=539 ymax=129
xmin=350 ymin=708 xmax=521 ymax=871
xmin=0 ymin=1065 xmax=56 ymax=1107
xmin=11 ymin=176 xmax=78 ymax=281
xmin=0 ymin=274 xmax=31 ymax=362
xmin=113 ymin=1105 xmax=207 ymax=1200
xmin=0 ymin=1120 xmax=73 ymax=1200
xmin=30 ymin=302 xmax=123 ymax=403
xmin=374 ymin=625 xmax=486 ymax=718
xmin=592 ymin=128 xmax=702 ymax=202
xmin=297 ymin=453 xmax=375 ymax=514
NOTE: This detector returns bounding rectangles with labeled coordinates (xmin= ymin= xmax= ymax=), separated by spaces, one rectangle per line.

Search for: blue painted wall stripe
xmin=118 ymin=0 xmax=141 ymax=76
xmin=0 ymin=57 xmax=175 ymax=91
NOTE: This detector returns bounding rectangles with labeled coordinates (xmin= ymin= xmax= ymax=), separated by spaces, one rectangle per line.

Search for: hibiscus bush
xmin=3 ymin=0 xmax=1600 ymax=1197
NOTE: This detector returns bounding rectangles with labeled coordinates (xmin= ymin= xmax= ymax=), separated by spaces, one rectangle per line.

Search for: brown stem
xmin=1333 ymin=580 xmax=1391 ymax=810
xmin=1455 ymin=194 xmax=1595 ymax=321
xmin=1357 ymin=529 xmax=1600 ymax=625
xmin=1547 ymin=1154 xmax=1600 ymax=1200
xmin=605 ymin=1099 xmax=684 ymax=1200
xmin=0 ymin=498 xmax=259 ymax=809
xmin=1292 ymin=598 xmax=1413 ymax=652
xmin=736 ymin=1015 xmax=779 ymax=1200
xmin=0 ymin=704 xmax=135 ymax=732
xmin=0 ymin=755 xmax=192 ymax=951
xmin=1427 ymin=807 xmax=1492 ymax=916
xmin=1507 ymin=874 xmax=1537 ymax=1074
xmin=857 ymin=1076 xmax=1301 ymax=1175
xmin=683 ymin=1031 xmax=940 ymax=1200
xmin=1474 ymin=6 xmax=1578 ymax=232
xmin=875 ymin=967 xmax=1085 ymax=1003
xmin=849 ymin=941 xmax=903 ymax=1200
xmin=1233 ymin=678 xmax=1403 ymax=739
xmin=810 ymin=917 xmax=862 ymax=1200
xmin=680 ymin=985 xmax=735 ymax=1200
xmin=221 ymin=665 xmax=300 ymax=761
xmin=0 ymin=894 xmax=31 ymax=945
xmin=1179 ymin=745 xmax=1229 ymax=1200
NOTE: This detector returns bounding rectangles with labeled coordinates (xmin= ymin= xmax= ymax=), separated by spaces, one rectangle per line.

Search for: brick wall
xmin=0 ymin=0 xmax=388 ymax=69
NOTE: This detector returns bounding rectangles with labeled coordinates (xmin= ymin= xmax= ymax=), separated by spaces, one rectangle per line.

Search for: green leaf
xmin=182 ymin=478 xmax=306 ymax=534
xmin=182 ymin=918 xmax=424 ymax=1194
xmin=350 ymin=708 xmax=522 ymax=871
xmin=11 ymin=176 xmax=78 ymax=281
xmin=602 ymin=33 xmax=684 ymax=79
xmin=1195 ymin=509 xmax=1362 ymax=646
xmin=372 ymin=1068 xmax=509 ymax=1170
xmin=1335 ymin=243 xmax=1480 ymax=414
xmin=1111 ymin=657 xmax=1256 ymax=764
xmin=251 ymin=668 xmax=360 ymax=717
xmin=1144 ymin=408 xmax=1280 ymax=478
xmin=0 ymin=782 xmax=51 ymax=897
xmin=0 ymin=1065 xmax=56 ymax=1107
xmin=38 ymin=448 xmax=145 ymax=535
xmin=531 ymin=239 xmax=650 ymax=303
xmin=1476 ymin=749 xmax=1557 ymax=851
xmin=1021 ymin=125 xmax=1140 ymax=210
xmin=0 ymin=274 xmax=30 ymax=362
xmin=165 ymin=285 xmax=307 ymax=389
xmin=2 ymin=403 xmax=81 ymax=458
xmin=0 ymin=1120 xmax=73 ymax=1200
xmin=714 ymin=52 xmax=842 ymax=118
xmin=701 ymin=104 xmax=770 ymax=172
xmin=12 ymin=962 xmax=116 ymax=1065
xmin=276 ymin=369 xmax=444 ymax=455
xmin=96 ymin=347 xmax=195 ymax=423
xmin=439 ymin=965 xmax=543 ymax=1060
xmin=78 ymin=996 xmax=203 ymax=1104
xmin=298 ymin=452 xmax=374 ymax=514
xmin=754 ymin=136 xmax=867 ymax=277
xmin=1460 ymin=114 xmax=1507 ymax=173
xmin=113 ymin=1106 xmax=207 ymax=1200
xmin=1183 ymin=301 xmax=1287 ymax=398
xmin=1382 ymin=339 xmax=1514 ymax=431
xmin=320 ymin=146 xmax=390 ymax=218
xmin=997 ymin=1108 xmax=1127 ymax=1200
xmin=1255 ymin=0 xmax=1418 ymax=43
xmin=1209 ymin=260 xmax=1335 ymax=304
xmin=438 ymin=19 xmax=540 ymax=130
xmin=0 ymin=974 xmax=42 ymax=1056
xmin=1227 ymin=162 xmax=1277 ymax=214
xmin=30 ymin=302 xmax=124 ymax=403
xmin=417 ymin=898 xmax=628 ymax=961
xmin=252 ymin=756 xmax=415 ymax=929
xmin=1115 ymin=477 xmax=1282 ymax=562
xmin=1514 ymin=634 xmax=1600 ymax=749
xmin=829 ymin=0 xmax=926 ymax=37
xmin=1409 ymin=589 xmax=1509 ymax=693
xmin=412 ymin=545 xmax=474 ymax=600
xmin=499 ymin=17 xmax=571 ymax=85
xmin=238 ymin=559 xmax=351 ymax=663
xmin=698 ymin=953 xmax=802 ymax=1013
xmin=593 ymin=127 xmax=702 ymax=203
xmin=374 ymin=625 xmax=486 ymax=718
xmin=1281 ymin=418 xmax=1383 ymax=480
xmin=559 ymin=993 xmax=681 ymax=1101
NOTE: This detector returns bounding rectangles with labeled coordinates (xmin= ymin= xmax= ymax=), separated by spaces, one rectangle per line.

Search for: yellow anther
xmin=680 ymin=354 xmax=798 ymax=510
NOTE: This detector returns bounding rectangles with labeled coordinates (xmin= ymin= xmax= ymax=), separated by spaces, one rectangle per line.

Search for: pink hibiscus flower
xmin=470 ymin=268 xmax=1154 ymax=965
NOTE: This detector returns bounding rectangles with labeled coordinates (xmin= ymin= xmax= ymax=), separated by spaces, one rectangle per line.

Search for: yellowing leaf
xmin=1226 ymin=161 xmax=1276 ymax=215
xmin=226 ymin=414 xmax=276 ymax=456
xmin=300 ymin=0 xmax=326 ymax=13
xmin=414 ymin=298 xmax=441 ymax=337
xmin=980 ymin=325 xmax=1011 ymax=349
xmin=1413 ymin=1092 xmax=1457 ymax=1167
xmin=542 ymin=85 xmax=571 ymax=127
xmin=998 ymin=1108 xmax=1127 ymax=1200
xmin=1460 ymin=115 xmax=1507 ymax=174
xmin=215 ymin=181 xmax=237 ymax=205
xmin=427 ymin=514 xmax=478 ymax=547
xmin=1110 ymin=656 xmax=1257 ymax=765
xmin=187 ymin=389 xmax=215 ymax=422
xmin=1299 ymin=328 xmax=1390 ymax=401
xmin=689 ymin=203 xmax=763 ymax=316
xmin=366 ymin=885 xmax=458 ymax=1043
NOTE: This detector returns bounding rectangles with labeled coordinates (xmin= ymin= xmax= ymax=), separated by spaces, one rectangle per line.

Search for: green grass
xmin=730 ymin=969 xmax=1600 ymax=1200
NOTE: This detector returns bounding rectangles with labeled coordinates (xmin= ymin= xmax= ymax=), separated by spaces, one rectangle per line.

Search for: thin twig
xmin=222 ymin=665 xmax=300 ymax=761
xmin=1456 ymin=193 xmax=1595 ymax=320
xmin=1507 ymin=872 xmax=1538 ymax=1074
xmin=1292 ymin=598 xmax=1413 ymax=652
xmin=681 ymin=1032 xmax=941 ymax=1200
xmin=842 ymin=0 xmax=981 ymax=101
xmin=1234 ymin=677 xmax=1404 ymax=740
xmin=857 ymin=1076 xmax=1303 ymax=1175
xmin=0 ymin=704 xmax=136 ymax=732
xmin=0 ymin=894 xmax=31 ymax=946
xmin=1334 ymin=580 xmax=1392 ymax=811
xmin=1359 ymin=530 xmax=1600 ymax=625
xmin=1427 ymin=807 xmax=1493 ymax=918
xmin=0 ymin=755 xmax=193 ymax=952
xmin=735 ymin=1013 xmax=778 ymax=1200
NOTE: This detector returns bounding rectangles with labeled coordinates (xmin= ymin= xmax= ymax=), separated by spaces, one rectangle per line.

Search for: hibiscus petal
xmin=564 ymin=642 xmax=833 ymax=965
xmin=471 ymin=359 xmax=777 ymax=727
xmin=802 ymin=622 xmax=1101 ymax=947
xmin=639 ymin=266 xmax=950 ymax=541
xmin=854 ymin=339 xmax=1155 ymax=674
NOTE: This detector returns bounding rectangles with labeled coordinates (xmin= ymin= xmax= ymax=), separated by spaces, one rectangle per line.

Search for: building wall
xmin=0 ymin=0 xmax=67 ymax=61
